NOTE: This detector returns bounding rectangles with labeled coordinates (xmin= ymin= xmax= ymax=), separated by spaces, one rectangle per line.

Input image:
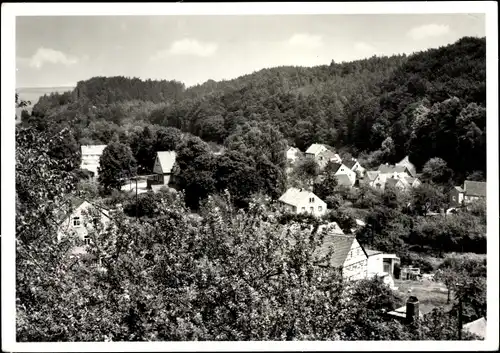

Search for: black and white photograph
xmin=1 ymin=2 xmax=498 ymax=351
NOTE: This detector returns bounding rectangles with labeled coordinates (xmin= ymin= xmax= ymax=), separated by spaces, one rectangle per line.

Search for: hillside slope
xmin=28 ymin=36 xmax=486 ymax=181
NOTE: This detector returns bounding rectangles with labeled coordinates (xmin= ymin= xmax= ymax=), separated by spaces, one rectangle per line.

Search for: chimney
xmin=406 ymin=296 xmax=420 ymax=324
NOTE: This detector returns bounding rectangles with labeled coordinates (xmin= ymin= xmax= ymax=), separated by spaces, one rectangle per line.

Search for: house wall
xmin=464 ymin=195 xmax=483 ymax=204
xmin=281 ymin=197 xmax=327 ymax=217
xmin=367 ymin=254 xmax=395 ymax=275
xmin=449 ymin=189 xmax=463 ymax=207
xmin=342 ymin=239 xmax=368 ymax=281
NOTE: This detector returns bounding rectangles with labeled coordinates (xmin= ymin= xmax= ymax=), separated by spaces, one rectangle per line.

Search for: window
xmin=309 ymin=197 xmax=314 ymax=203
xmin=318 ymin=206 xmax=323 ymax=212
xmin=73 ymin=217 xmax=81 ymax=227
xmin=340 ymin=168 xmax=344 ymax=171
xmin=301 ymin=207 xmax=306 ymax=212
xmin=84 ymin=235 xmax=91 ymax=245
xmin=310 ymin=207 xmax=314 ymax=213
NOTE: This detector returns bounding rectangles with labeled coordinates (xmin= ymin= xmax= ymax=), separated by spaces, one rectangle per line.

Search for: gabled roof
xmin=378 ymin=164 xmax=408 ymax=174
xmin=464 ymin=180 xmax=486 ymax=197
xmin=57 ymin=197 xmax=110 ymax=225
xmin=318 ymin=149 xmax=337 ymax=159
xmin=396 ymin=156 xmax=417 ymax=176
xmin=287 ymin=146 xmax=300 ymax=153
xmin=454 ymin=186 xmax=465 ymax=193
xmin=463 ymin=317 xmax=486 ymax=338
xmin=156 ymin=151 xmax=177 ymax=174
xmin=397 ymin=156 xmax=413 ymax=166
xmin=305 ymin=143 xmax=328 ymax=155
xmin=278 ymin=187 xmax=324 ymax=207
xmin=365 ymin=170 xmax=380 ymax=181
xmin=336 ymin=174 xmax=353 ymax=187
xmin=314 ymin=234 xmax=360 ymax=268
xmin=81 ymin=145 xmax=107 ymax=156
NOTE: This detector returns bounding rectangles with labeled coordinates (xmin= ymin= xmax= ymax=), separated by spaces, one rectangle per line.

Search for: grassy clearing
xmin=394 ymin=278 xmax=453 ymax=314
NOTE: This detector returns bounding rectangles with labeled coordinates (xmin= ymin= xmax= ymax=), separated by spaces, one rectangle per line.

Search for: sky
xmin=16 ymin=14 xmax=485 ymax=88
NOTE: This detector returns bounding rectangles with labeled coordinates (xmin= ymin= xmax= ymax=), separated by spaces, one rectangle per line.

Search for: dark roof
xmin=378 ymin=164 xmax=408 ymax=174
xmin=464 ymin=180 xmax=486 ymax=197
xmin=343 ymin=159 xmax=357 ymax=169
xmin=329 ymin=162 xmax=342 ymax=173
xmin=386 ymin=178 xmax=403 ymax=188
xmin=314 ymin=234 xmax=356 ymax=268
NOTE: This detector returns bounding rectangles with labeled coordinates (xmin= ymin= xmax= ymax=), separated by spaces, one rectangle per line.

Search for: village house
xmin=329 ymin=162 xmax=357 ymax=186
xmin=343 ymin=158 xmax=366 ymax=176
xmin=278 ymin=187 xmax=327 ymax=217
xmin=366 ymin=249 xmax=400 ymax=289
xmin=80 ymin=145 xmax=107 ymax=181
xmin=57 ymin=197 xmax=111 ymax=245
xmin=361 ymin=170 xmax=381 ymax=188
xmin=314 ymin=234 xmax=369 ymax=281
xmin=449 ymin=180 xmax=486 ymax=208
xmin=305 ymin=143 xmax=329 ymax=159
xmin=336 ymin=174 xmax=355 ymax=188
xmin=385 ymin=177 xmax=407 ymax=192
xmin=377 ymin=164 xmax=412 ymax=180
xmin=396 ymin=155 xmax=417 ymax=178
xmin=368 ymin=163 xmax=415 ymax=190
xmin=316 ymin=149 xmax=342 ymax=169
xmin=148 ymin=151 xmax=177 ymax=188
xmin=286 ymin=146 xmax=301 ymax=164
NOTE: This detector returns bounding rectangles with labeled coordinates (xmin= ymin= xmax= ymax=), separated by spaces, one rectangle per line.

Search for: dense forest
xmin=26 ymin=36 xmax=486 ymax=182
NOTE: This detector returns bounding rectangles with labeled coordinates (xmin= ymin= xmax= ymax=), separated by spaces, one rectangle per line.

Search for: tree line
xmin=26 ymin=37 xmax=486 ymax=183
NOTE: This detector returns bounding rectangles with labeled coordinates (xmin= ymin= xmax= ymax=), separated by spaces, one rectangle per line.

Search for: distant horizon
xmin=15 ymin=34 xmax=486 ymax=91
xmin=16 ymin=14 xmax=486 ymax=88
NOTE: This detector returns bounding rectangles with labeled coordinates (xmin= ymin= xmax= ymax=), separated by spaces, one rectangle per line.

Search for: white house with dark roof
xmin=385 ymin=177 xmax=407 ymax=191
xmin=151 ymin=151 xmax=177 ymax=186
xmin=278 ymin=187 xmax=327 ymax=217
xmin=57 ymin=197 xmax=111 ymax=244
xmin=305 ymin=143 xmax=329 ymax=158
xmin=343 ymin=158 xmax=365 ymax=176
xmin=316 ymin=149 xmax=342 ymax=169
xmin=314 ymin=234 xmax=369 ymax=281
xmin=396 ymin=156 xmax=417 ymax=178
xmin=328 ymin=162 xmax=357 ymax=186
xmin=449 ymin=180 xmax=486 ymax=207
xmin=80 ymin=145 xmax=107 ymax=181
